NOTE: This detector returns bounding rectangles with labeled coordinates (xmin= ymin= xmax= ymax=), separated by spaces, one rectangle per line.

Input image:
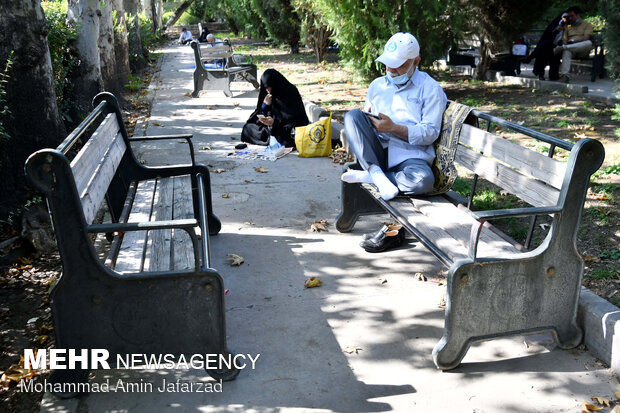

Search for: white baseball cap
xmin=376 ymin=32 xmax=420 ymax=68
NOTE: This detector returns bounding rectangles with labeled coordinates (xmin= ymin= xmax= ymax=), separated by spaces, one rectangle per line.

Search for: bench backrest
xmin=191 ymin=40 xmax=234 ymax=68
xmin=455 ymin=123 xmax=566 ymax=207
xmin=69 ymin=113 xmax=126 ymax=224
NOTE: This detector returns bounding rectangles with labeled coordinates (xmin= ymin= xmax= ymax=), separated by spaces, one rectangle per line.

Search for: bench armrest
xmin=467 ymin=205 xmax=562 ymax=261
xmin=472 ymin=205 xmax=562 ymax=221
xmin=129 ymin=134 xmax=196 ymax=166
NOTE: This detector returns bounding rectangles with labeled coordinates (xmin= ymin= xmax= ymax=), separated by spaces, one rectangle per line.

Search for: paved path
xmin=41 ymin=44 xmax=618 ymax=413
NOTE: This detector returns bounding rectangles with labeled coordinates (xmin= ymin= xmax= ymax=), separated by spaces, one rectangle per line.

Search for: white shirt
xmin=364 ymin=68 xmax=447 ymax=168
xmin=179 ymin=31 xmax=193 ymax=42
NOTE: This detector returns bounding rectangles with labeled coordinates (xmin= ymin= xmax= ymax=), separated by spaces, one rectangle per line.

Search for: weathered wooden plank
xmin=391 ymin=197 xmax=520 ymax=262
xmin=114 ymin=179 xmax=156 ymax=273
xmin=459 ymin=124 xmax=566 ymax=190
xmin=143 ymin=177 xmax=174 ymax=272
xmin=79 ymin=131 xmax=126 ymax=224
xmin=455 ymin=145 xmax=561 ymax=207
xmin=70 ymin=113 xmax=121 ymax=195
xmin=172 ymin=175 xmax=196 ymax=271
xmin=200 ymin=45 xmax=233 ymax=60
xmin=408 ymin=196 xmax=520 ymax=258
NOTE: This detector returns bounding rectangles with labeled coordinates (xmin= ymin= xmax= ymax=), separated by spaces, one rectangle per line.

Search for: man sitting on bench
xmin=553 ymin=6 xmax=593 ymax=83
xmin=341 ymin=32 xmax=447 ymax=201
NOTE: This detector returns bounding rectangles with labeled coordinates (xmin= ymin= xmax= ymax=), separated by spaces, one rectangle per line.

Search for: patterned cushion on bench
xmin=427 ymin=101 xmax=473 ymax=196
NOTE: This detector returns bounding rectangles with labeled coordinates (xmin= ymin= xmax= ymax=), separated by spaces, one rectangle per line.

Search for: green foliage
xmin=124 ymin=74 xmax=146 ymax=91
xmin=600 ymin=249 xmax=620 ymax=260
xmin=599 ymin=0 xmax=620 ymax=79
xmin=209 ymin=0 xmax=267 ymax=38
xmin=294 ymin=0 xmax=333 ymax=62
xmin=42 ymin=0 xmax=80 ymax=123
xmin=589 ymin=267 xmax=618 ymax=279
xmin=189 ymin=0 xmax=216 ymax=22
xmin=309 ymin=0 xmax=467 ymax=80
xmin=250 ymin=0 xmax=301 ymax=52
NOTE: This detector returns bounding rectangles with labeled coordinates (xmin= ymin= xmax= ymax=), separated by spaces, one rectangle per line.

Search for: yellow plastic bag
xmin=295 ymin=114 xmax=332 ymax=157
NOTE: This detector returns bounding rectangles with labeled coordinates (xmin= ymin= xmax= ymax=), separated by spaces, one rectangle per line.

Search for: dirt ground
xmin=0 ymin=41 xmax=618 ymax=411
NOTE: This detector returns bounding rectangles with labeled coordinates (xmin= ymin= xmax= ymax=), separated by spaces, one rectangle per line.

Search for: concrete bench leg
xmin=432 ymin=252 xmax=583 ymax=370
xmin=336 ymin=178 xmax=385 ymax=232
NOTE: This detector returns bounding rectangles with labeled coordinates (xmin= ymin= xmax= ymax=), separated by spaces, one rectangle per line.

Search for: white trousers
xmin=560 ymin=40 xmax=593 ymax=76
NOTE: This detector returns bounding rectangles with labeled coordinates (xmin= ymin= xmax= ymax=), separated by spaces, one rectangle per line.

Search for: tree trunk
xmin=152 ymin=0 xmax=163 ymax=33
xmin=164 ymin=0 xmax=195 ymax=29
xmin=67 ymin=0 xmax=104 ymax=112
xmin=0 ymin=0 xmax=66 ymax=219
xmin=475 ymin=38 xmax=493 ymax=80
xmin=111 ymin=0 xmax=131 ymax=85
xmin=141 ymin=0 xmax=153 ymax=23
xmin=99 ymin=0 xmax=119 ymax=94
xmin=124 ymin=0 xmax=147 ymax=71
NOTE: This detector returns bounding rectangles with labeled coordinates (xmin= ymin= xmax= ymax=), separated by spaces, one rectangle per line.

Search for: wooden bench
xmin=25 ymin=92 xmax=237 ymax=394
xmin=190 ymin=39 xmax=259 ymax=97
xmin=336 ymin=102 xmax=605 ymax=370
xmin=523 ymin=30 xmax=606 ymax=82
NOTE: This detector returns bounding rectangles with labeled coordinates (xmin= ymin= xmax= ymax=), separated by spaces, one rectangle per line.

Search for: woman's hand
xmin=259 ymin=116 xmax=274 ymax=126
xmin=263 ymin=93 xmax=273 ymax=106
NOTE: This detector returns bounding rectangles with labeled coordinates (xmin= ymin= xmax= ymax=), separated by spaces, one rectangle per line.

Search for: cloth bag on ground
xmin=294 ymin=114 xmax=332 ymax=157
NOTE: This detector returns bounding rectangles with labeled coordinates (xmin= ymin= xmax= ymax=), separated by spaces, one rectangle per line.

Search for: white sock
xmin=341 ymin=170 xmax=373 ymax=184
xmin=369 ymin=165 xmax=399 ymax=200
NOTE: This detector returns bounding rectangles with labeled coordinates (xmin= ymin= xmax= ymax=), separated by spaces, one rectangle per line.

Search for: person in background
xmin=198 ymin=25 xmax=211 ymax=43
xmin=241 ymin=69 xmax=309 ymax=147
xmin=553 ymin=6 xmax=593 ymax=83
xmin=178 ymin=28 xmax=193 ymax=45
xmin=341 ymin=32 xmax=447 ymax=201
xmin=524 ymin=11 xmax=567 ymax=80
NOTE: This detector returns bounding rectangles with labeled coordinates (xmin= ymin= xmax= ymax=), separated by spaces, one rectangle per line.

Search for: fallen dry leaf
xmin=378 ymin=277 xmax=387 ymax=284
xmin=227 ymin=254 xmax=244 ymax=266
xmin=184 ymin=92 xmax=191 ymax=97
xmin=343 ymin=345 xmax=362 ymax=354
xmin=590 ymin=397 xmax=610 ymax=407
xmin=615 ymin=391 xmax=620 ymax=399
xmin=611 ymin=405 xmax=620 ymax=413
xmin=200 ymin=145 xmax=212 ymax=151
xmin=255 ymin=167 xmax=268 ymax=173
xmin=415 ymin=272 xmax=427 ymax=281
xmin=221 ymin=193 xmax=230 ymax=199
xmin=304 ymin=277 xmax=322 ymax=288
xmin=213 ymin=168 xmax=226 ymax=174
xmin=152 ymin=122 xmax=164 ymax=127
xmin=582 ymin=401 xmax=604 ymax=412
xmin=438 ymin=296 xmax=446 ymax=309
xmin=585 ymin=255 xmax=601 ymax=263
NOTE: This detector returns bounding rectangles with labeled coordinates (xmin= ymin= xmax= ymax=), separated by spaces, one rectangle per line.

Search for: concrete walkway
xmin=41 ymin=44 xmax=619 ymax=413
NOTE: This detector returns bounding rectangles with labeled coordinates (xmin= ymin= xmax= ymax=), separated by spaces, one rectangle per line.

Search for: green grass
xmin=124 ymin=74 xmax=145 ymax=91
xmin=459 ymin=96 xmax=485 ymax=107
xmin=589 ymin=268 xmax=618 ymax=279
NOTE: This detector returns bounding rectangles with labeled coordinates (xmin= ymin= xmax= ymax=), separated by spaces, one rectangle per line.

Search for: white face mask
xmin=386 ymin=60 xmax=416 ymax=85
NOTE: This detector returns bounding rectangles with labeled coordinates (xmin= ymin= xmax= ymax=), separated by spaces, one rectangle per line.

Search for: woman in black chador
xmin=241 ymin=69 xmax=309 ymax=147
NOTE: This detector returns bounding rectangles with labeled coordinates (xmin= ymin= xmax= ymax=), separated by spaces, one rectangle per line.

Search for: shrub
xmin=309 ymin=0 xmax=467 ymax=81
xmin=599 ymin=0 xmax=620 ymax=79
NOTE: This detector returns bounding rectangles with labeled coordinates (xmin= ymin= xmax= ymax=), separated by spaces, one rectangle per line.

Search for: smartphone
xmin=364 ymin=112 xmax=381 ymax=120
xmin=257 ymin=114 xmax=266 ymax=120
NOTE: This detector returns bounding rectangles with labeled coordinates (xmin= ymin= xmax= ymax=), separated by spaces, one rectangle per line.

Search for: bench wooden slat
xmin=79 ymin=132 xmax=126 ymax=225
xmin=459 ymin=124 xmax=566 ymax=189
xmin=115 ymin=179 xmax=155 ymax=273
xmin=455 ymin=145 xmax=561 ymax=207
xmin=143 ymin=177 xmax=174 ymax=272
xmin=70 ymin=115 xmax=125 ymax=224
xmin=172 ymin=175 xmax=195 ymax=271
xmin=392 ymin=196 xmax=519 ymax=262
xmin=70 ymin=113 xmax=121 ymax=194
